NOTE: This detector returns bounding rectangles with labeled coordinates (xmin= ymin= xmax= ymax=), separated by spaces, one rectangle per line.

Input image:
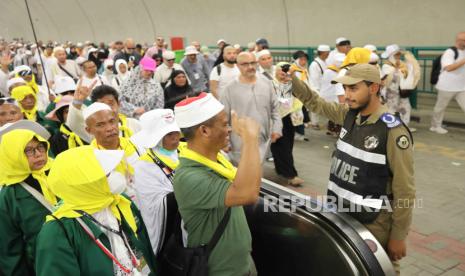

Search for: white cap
xmin=54 ymin=76 xmax=77 ymax=94
xmin=256 ymin=49 xmax=271 ymax=59
xmin=53 ymin=46 xmax=65 ymax=54
xmin=0 ymin=120 xmax=51 ymax=142
xmin=14 ymin=65 xmax=32 ymax=75
xmin=130 ymin=109 xmax=181 ymax=149
xmin=184 ymin=46 xmax=199 ymax=56
xmin=364 ymin=44 xmax=377 ymax=52
xmin=94 ymin=149 xmax=125 ymax=175
xmin=7 ymin=77 xmax=26 ymax=90
xmin=381 ymin=44 xmax=401 ymax=59
xmin=217 ymin=39 xmax=226 ymax=45
xmin=336 ymin=37 xmax=350 ymax=45
xmin=233 ymin=44 xmax=241 ymax=49
xmin=76 ymin=42 xmax=83 ymax=48
xmin=369 ymin=52 xmax=380 ymax=63
xmin=162 ymin=50 xmax=175 ymax=60
xmin=317 ymin=45 xmax=331 ymax=52
xmin=174 ymin=92 xmax=224 ymax=128
xmin=83 ymin=102 xmax=112 ymax=121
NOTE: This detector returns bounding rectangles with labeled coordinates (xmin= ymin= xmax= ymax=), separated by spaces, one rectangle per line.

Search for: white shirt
xmin=50 ymin=60 xmax=81 ymax=82
xmin=154 ymin=63 xmax=186 ymax=85
xmin=81 ymin=74 xmax=109 ymax=88
xmin=436 ymin=48 xmax=465 ymax=92
xmin=309 ymin=57 xmax=327 ymax=91
xmin=134 ymin=148 xmax=178 ymax=255
xmin=209 ymin=63 xmax=240 ymax=97
xmin=320 ymin=69 xmax=345 ymax=103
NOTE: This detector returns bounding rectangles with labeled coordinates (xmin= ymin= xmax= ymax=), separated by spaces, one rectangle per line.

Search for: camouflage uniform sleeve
xmin=386 ymin=125 xmax=416 ymax=240
xmin=291 ymin=75 xmax=348 ymax=124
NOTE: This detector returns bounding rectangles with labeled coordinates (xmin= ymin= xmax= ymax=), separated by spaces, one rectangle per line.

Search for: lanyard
xmin=76 ymin=210 xmax=140 ymax=274
xmin=147 ymin=148 xmax=175 ymax=183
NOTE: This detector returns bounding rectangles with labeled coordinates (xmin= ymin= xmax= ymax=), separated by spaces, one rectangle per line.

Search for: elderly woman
xmin=0 ymin=122 xmax=57 ymax=275
xmin=112 ymin=59 xmax=130 ymax=91
xmin=381 ymin=44 xmax=420 ymax=129
xmin=10 ymin=86 xmax=58 ymax=133
xmin=270 ymin=62 xmax=304 ymax=187
xmin=46 ymin=95 xmax=87 ymax=156
xmin=119 ymin=57 xmax=164 ymax=118
xmin=35 ymin=146 xmax=157 ymax=275
xmin=163 ymin=70 xmax=197 ymax=110
xmin=0 ymin=97 xmax=23 ymax=127
xmin=131 ymin=109 xmax=182 ymax=257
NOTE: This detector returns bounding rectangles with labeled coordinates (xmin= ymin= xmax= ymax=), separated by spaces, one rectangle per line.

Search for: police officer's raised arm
xmin=290 ymin=75 xmax=348 ymax=124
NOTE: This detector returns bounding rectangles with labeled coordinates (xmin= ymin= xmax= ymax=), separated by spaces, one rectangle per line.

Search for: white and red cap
xmin=130 ymin=109 xmax=180 ymax=149
xmin=174 ymin=92 xmax=224 ymax=128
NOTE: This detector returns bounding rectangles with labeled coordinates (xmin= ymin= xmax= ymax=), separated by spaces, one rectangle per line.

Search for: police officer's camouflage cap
xmin=334 ymin=64 xmax=381 ymax=85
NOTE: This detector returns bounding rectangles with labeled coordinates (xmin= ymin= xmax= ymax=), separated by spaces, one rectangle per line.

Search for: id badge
xmin=193 ymin=73 xmax=200 ymax=80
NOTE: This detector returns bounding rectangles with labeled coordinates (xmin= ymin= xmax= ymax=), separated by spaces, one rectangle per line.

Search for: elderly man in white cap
xmin=83 ymin=101 xmax=141 ymax=200
xmin=170 ymin=92 xmax=259 ymax=275
xmin=154 ymin=50 xmax=187 ymax=88
xmin=327 ymin=37 xmax=352 ymax=67
xmin=256 ymin=49 xmax=276 ymax=80
xmin=50 ymin=46 xmax=81 ymax=85
xmin=309 ymin=45 xmax=330 ymax=92
xmin=180 ymin=46 xmax=210 ymax=93
xmin=131 ymin=109 xmax=182 ymax=257
xmin=68 ymin=83 xmax=141 ymax=145
xmin=209 ymin=45 xmax=240 ymax=98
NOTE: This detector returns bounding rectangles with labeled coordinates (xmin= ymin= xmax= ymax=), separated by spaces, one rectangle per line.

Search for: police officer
xmin=290 ymin=63 xmax=415 ymax=275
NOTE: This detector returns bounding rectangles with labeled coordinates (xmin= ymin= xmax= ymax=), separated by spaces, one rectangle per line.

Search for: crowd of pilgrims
xmin=0 ymin=36 xmax=420 ymax=275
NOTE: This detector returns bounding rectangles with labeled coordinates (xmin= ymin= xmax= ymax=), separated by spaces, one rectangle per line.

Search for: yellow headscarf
xmin=15 ymin=73 xmax=39 ymax=94
xmin=0 ymin=129 xmax=57 ymax=205
xmin=11 ymin=86 xmax=38 ymax=121
xmin=46 ymin=146 xmax=137 ymax=233
xmin=340 ymin=47 xmax=371 ymax=69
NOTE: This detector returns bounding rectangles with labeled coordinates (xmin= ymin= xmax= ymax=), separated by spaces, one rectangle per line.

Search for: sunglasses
xmin=0 ymin=97 xmax=17 ymax=105
xmin=127 ymin=47 xmax=136 ymax=50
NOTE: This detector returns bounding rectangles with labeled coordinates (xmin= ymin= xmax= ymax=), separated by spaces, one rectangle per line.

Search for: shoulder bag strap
xmin=206 ymin=207 xmax=231 ymax=256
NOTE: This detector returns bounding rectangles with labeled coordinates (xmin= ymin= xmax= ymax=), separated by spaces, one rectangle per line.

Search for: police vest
xmin=327 ymin=110 xmax=398 ymax=224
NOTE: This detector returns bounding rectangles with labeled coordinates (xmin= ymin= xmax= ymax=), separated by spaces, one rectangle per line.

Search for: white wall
xmin=1 ymin=0 xmax=464 ymax=47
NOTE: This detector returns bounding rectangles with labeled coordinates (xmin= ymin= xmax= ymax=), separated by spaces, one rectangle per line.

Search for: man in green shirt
xmin=173 ymin=92 xmax=261 ymax=276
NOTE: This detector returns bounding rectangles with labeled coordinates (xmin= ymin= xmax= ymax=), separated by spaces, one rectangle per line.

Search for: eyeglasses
xmin=127 ymin=47 xmax=136 ymax=50
xmin=24 ymin=142 xmax=47 ymax=157
xmin=238 ymin=61 xmax=257 ymax=67
xmin=0 ymin=97 xmax=16 ymax=105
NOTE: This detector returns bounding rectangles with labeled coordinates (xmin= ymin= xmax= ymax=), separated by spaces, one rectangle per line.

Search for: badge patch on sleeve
xmin=381 ymin=113 xmax=401 ymax=128
xmin=396 ymin=135 xmax=410 ymax=149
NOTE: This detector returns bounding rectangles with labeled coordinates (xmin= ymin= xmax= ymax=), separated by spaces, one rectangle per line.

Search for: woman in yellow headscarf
xmin=0 ymin=126 xmax=56 ymax=275
xmin=35 ymin=146 xmax=157 ymax=276
xmin=14 ymin=65 xmax=52 ymax=111
xmin=11 ymin=85 xmax=58 ymax=134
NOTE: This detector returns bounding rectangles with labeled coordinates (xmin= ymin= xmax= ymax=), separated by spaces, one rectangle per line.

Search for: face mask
xmin=107 ymin=171 xmax=127 ymax=195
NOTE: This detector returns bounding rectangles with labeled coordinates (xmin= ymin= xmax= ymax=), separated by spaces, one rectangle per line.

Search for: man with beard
xmin=209 ymin=46 xmax=240 ymax=98
xmin=290 ymin=63 xmax=415 ymax=275
xmin=220 ymin=52 xmax=282 ymax=165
